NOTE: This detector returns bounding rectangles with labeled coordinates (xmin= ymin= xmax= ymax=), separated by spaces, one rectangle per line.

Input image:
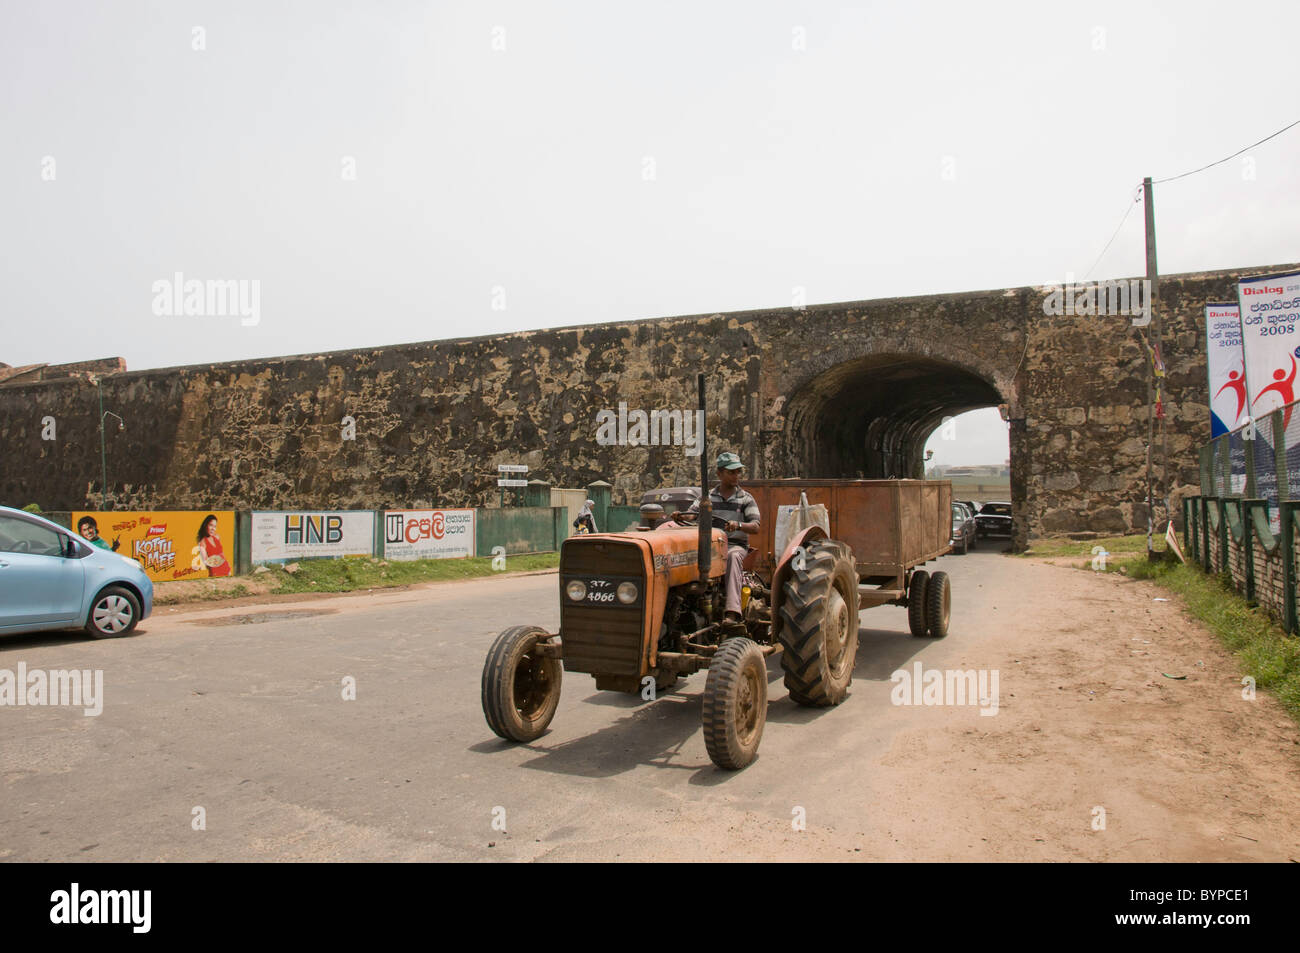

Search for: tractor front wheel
xmin=482 ymin=625 xmax=562 ymax=742
xmin=702 ymin=637 xmax=767 ymax=770
xmin=778 ymin=539 xmax=860 ymax=707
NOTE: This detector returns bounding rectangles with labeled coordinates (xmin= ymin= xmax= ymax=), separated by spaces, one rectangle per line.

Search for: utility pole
xmin=96 ymin=376 xmax=124 ymax=510
xmin=98 ymin=378 xmax=108 ymax=510
xmin=1143 ymin=176 xmax=1162 ymax=558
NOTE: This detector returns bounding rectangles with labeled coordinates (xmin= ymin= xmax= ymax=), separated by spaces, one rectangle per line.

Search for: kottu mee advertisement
xmin=383 ymin=509 xmax=475 ymax=560
xmin=71 ymin=511 xmax=235 ymax=583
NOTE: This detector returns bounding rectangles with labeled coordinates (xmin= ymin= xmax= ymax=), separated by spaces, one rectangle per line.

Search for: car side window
xmin=0 ymin=515 xmax=66 ymax=557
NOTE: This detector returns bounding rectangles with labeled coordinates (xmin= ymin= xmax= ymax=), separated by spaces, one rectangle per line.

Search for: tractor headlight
xmin=616 ymin=581 xmax=638 ymax=604
xmin=566 ymin=580 xmax=587 ymax=602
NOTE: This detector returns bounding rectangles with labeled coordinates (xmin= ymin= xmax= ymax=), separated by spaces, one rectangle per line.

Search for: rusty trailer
xmin=741 ymin=479 xmax=952 ymax=607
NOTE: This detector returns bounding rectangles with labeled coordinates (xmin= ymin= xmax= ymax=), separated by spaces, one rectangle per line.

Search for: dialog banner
xmin=1237 ymin=270 xmax=1300 ymax=427
xmin=382 ymin=509 xmax=475 ymax=560
xmin=1205 ymin=302 xmax=1245 ymax=438
xmin=71 ymin=511 xmax=236 ymax=583
xmin=251 ymin=510 xmax=375 ymax=563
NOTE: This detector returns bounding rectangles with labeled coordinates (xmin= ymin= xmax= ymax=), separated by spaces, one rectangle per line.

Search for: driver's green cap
xmin=716 ymin=452 xmax=744 ymax=470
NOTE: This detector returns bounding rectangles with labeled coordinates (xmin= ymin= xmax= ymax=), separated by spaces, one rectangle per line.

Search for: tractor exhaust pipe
xmin=696 ymin=373 xmax=711 ymax=597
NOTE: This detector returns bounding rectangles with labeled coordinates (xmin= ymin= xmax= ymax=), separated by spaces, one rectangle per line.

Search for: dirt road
xmin=3 ymin=550 xmax=1298 ymax=861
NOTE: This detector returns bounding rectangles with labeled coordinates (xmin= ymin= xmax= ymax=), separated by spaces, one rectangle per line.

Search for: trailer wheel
xmin=481 ymin=625 xmax=562 ymax=742
xmin=702 ymin=637 xmax=767 ymax=770
xmin=907 ymin=570 xmax=930 ymax=638
xmin=777 ymin=539 xmax=860 ymax=707
xmin=925 ymin=571 xmax=951 ymax=638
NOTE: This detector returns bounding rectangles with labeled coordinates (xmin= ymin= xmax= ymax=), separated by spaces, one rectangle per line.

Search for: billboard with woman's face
xmin=71 ymin=511 xmax=236 ymax=583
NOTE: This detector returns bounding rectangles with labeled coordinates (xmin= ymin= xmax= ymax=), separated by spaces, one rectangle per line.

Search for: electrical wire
xmin=1083 ymin=184 xmax=1142 ymax=280
xmin=1080 ymin=119 xmax=1299 ymax=279
xmin=1152 ymin=118 xmax=1300 ymax=184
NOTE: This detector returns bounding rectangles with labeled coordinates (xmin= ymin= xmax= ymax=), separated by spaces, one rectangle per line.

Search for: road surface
xmin=3 ymin=548 xmax=1299 ymax=861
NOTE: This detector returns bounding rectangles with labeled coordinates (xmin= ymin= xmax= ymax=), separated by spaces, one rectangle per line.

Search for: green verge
xmin=1019 ymin=533 xmax=1156 ymax=559
xmin=264 ymin=553 xmax=560 ymax=595
xmin=1098 ymin=554 xmax=1300 ymax=723
xmin=152 ymin=553 xmax=561 ymax=605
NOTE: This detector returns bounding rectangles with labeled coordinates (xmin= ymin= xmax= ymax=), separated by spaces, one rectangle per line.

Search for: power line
xmin=1083 ymin=184 xmax=1142 ymax=280
xmin=1081 ymin=118 xmax=1300 ymax=279
xmin=1152 ymin=118 xmax=1300 ymax=184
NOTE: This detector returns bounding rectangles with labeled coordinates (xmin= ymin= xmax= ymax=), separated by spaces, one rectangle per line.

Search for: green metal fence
xmin=1187 ymin=400 xmax=1300 ymax=635
xmin=475 ymin=506 xmax=569 ymax=557
xmin=1198 ymin=401 xmax=1300 ymax=505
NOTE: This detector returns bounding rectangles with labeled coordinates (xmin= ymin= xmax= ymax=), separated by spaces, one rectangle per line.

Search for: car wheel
xmin=85 ymin=585 xmax=141 ymax=639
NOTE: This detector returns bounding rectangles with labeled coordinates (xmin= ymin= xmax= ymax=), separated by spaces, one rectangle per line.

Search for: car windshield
xmin=980 ymin=504 xmax=1011 ymax=516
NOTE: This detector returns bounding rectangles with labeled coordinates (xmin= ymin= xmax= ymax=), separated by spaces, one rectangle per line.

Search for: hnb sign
xmin=250 ymin=510 xmax=376 ymax=563
xmin=284 ymin=514 xmax=344 ymax=545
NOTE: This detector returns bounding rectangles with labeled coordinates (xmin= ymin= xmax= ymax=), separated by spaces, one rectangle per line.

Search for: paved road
xmin=2 ymin=546 xmax=1021 ymax=862
xmin=12 ymin=540 xmax=1298 ymax=863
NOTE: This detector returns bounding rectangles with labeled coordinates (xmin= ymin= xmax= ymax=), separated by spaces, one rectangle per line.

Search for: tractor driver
xmin=672 ymin=452 xmax=760 ymax=627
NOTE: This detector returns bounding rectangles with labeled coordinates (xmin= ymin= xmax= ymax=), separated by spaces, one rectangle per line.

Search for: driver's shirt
xmin=688 ymin=485 xmax=760 ymax=549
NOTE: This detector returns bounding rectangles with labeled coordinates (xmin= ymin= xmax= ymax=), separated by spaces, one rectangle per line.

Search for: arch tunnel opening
xmin=781 ymin=354 xmax=1007 ymax=480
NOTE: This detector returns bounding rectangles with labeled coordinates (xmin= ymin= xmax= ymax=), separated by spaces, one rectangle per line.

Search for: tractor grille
xmin=560 ymin=538 xmax=646 ymax=676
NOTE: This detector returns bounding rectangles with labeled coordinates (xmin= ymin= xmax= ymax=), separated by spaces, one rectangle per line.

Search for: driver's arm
xmin=673 ymin=497 xmax=703 ymax=523
xmin=731 ymin=495 xmax=760 ymax=536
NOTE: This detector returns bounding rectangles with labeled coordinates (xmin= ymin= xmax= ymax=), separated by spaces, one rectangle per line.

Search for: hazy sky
xmin=3 ymin=1 xmax=1298 ymax=465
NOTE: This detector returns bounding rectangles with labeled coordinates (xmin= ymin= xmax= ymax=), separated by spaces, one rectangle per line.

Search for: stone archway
xmin=771 ymin=353 xmax=1011 ymax=479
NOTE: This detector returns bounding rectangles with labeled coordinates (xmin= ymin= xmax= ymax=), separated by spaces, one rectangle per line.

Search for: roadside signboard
xmin=383 ymin=509 xmax=475 ymax=560
xmin=1237 ymin=270 xmax=1300 ymax=425
xmin=251 ymin=510 xmax=375 ymax=563
xmin=71 ymin=510 xmax=235 ymax=583
xmin=1205 ymin=302 xmax=1244 ymax=438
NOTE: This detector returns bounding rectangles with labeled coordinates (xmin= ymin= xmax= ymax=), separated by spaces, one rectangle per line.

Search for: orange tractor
xmin=481 ymin=377 xmax=953 ymax=769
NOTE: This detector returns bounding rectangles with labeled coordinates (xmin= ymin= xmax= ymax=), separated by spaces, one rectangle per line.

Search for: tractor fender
xmin=770 ymin=524 xmax=829 ymax=641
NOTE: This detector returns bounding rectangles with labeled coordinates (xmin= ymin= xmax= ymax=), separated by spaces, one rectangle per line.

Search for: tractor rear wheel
xmin=482 ymin=625 xmax=562 ymax=742
xmin=778 ymin=539 xmax=860 ymax=707
xmin=702 ymin=637 xmax=767 ymax=770
xmin=907 ymin=570 xmax=930 ymax=638
xmin=925 ymin=571 xmax=951 ymax=638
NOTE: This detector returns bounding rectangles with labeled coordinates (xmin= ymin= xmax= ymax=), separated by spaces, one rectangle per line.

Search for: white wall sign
xmin=251 ymin=510 xmax=375 ymax=563
xmin=1237 ymin=270 xmax=1300 ymax=427
xmin=1205 ymin=303 xmax=1244 ymax=438
xmin=383 ymin=509 xmax=475 ymax=561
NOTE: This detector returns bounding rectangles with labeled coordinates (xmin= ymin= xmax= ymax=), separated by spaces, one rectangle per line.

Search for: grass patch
xmin=1020 ymin=533 xmax=1157 ymax=559
xmin=154 ymin=582 xmax=251 ymax=606
xmin=1100 ymin=554 xmax=1300 ymax=722
xmin=262 ymin=553 xmax=560 ymax=595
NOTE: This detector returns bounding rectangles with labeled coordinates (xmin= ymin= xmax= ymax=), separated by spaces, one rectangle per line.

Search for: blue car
xmin=0 ymin=505 xmax=153 ymax=639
